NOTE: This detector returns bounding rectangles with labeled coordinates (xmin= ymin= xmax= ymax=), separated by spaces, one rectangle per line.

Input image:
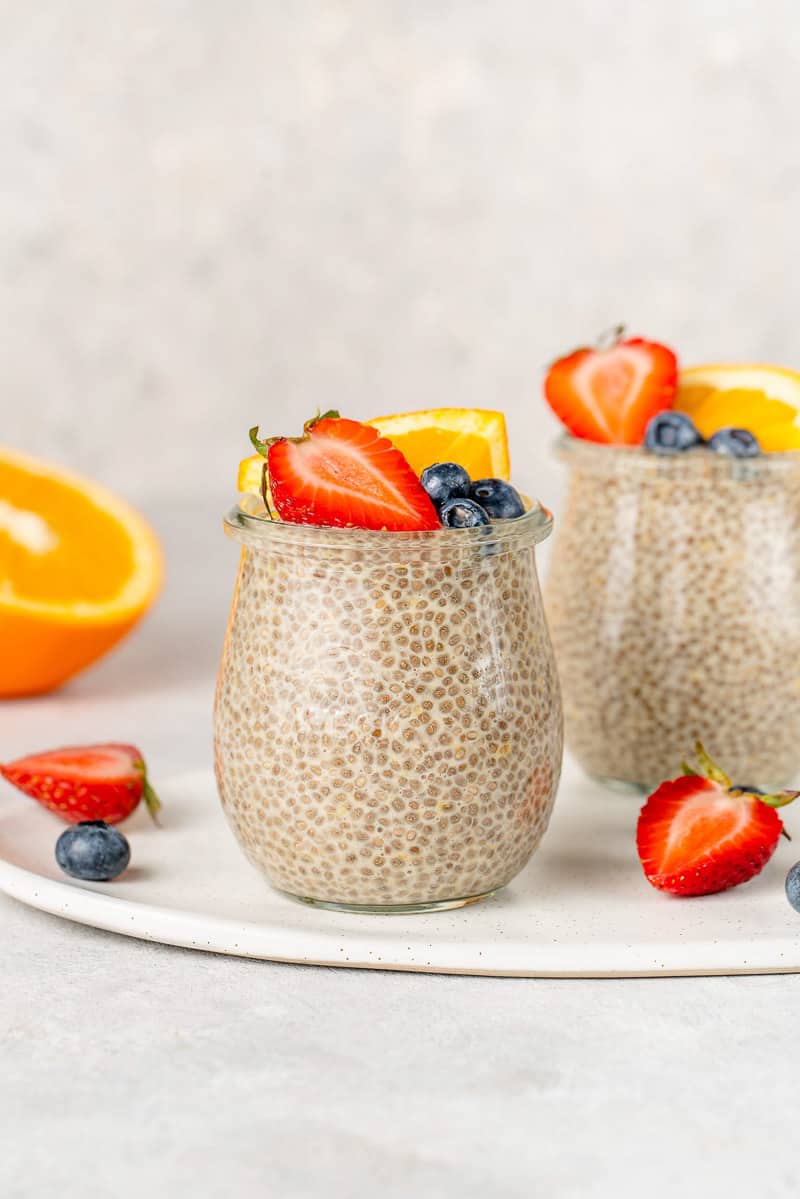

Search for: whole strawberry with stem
xmin=0 ymin=743 xmax=161 ymax=825
xmin=636 ymin=742 xmax=798 ymax=897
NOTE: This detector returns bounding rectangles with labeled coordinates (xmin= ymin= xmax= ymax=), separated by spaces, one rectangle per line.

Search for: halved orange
xmin=676 ymin=364 xmax=800 ymax=451
xmin=368 ymin=408 xmax=511 ymax=480
xmin=0 ymin=447 xmax=163 ymax=697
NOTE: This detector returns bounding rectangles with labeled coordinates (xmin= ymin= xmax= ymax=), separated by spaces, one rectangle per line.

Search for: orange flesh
xmin=0 ymin=449 xmax=161 ymax=696
xmin=675 ymin=383 xmax=715 ymax=411
xmin=0 ymin=461 xmax=135 ymax=604
xmin=383 ymin=429 xmax=497 ymax=480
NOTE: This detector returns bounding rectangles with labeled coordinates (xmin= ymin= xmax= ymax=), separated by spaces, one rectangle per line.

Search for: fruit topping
xmin=751 ymin=423 xmax=800 ymax=452
xmin=439 ymin=497 xmax=491 ymax=528
xmin=367 ymin=408 xmax=511 ymax=481
xmin=676 ymin=363 xmax=800 ymax=450
xmin=469 ymin=478 xmax=526 ymax=519
xmin=250 ymin=414 xmax=440 ymax=531
xmin=785 ymin=862 xmax=800 ymax=913
xmin=420 ymin=462 xmax=471 ymax=507
xmin=0 ymin=743 xmax=161 ymax=825
xmin=55 ymin=820 xmax=131 ymax=882
xmin=707 ymin=427 xmax=761 ymax=458
xmin=643 ymin=411 xmax=703 ymax=455
xmin=636 ymin=743 xmax=798 ymax=897
xmin=544 ymin=327 xmax=678 ymax=445
xmin=238 ymin=409 xmax=512 ymax=499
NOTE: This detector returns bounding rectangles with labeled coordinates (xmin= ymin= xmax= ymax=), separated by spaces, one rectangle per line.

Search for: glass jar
xmin=546 ymin=436 xmax=800 ymax=790
xmin=214 ymin=500 xmax=563 ymax=913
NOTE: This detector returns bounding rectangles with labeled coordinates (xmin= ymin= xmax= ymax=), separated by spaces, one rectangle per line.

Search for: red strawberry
xmin=544 ymin=326 xmax=678 ymax=444
xmin=0 ymin=743 xmax=161 ymax=825
xmin=250 ymin=412 xmax=440 ymax=531
xmin=636 ymin=743 xmax=798 ymax=897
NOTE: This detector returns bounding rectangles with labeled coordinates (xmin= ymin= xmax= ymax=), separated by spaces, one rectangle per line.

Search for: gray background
xmin=3 ymin=0 xmax=800 ymax=521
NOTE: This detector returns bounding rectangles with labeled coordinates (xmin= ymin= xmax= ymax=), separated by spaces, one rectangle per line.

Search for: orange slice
xmin=676 ymin=364 xmax=800 ymax=450
xmin=752 ymin=422 xmax=800 ymax=452
xmin=238 ymin=453 xmax=268 ymax=497
xmin=0 ymin=447 xmax=163 ymax=696
xmin=237 ymin=408 xmax=512 ymax=495
xmin=367 ymin=408 xmax=510 ymax=480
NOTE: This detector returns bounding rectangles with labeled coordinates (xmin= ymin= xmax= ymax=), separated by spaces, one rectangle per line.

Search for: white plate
xmin=1 ymin=759 xmax=798 ymax=977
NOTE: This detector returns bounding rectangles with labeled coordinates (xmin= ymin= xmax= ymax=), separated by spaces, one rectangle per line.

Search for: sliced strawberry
xmin=636 ymin=744 xmax=798 ymax=897
xmin=544 ymin=328 xmax=678 ymax=444
xmin=251 ymin=414 xmax=440 ymax=531
xmin=0 ymin=743 xmax=161 ymax=825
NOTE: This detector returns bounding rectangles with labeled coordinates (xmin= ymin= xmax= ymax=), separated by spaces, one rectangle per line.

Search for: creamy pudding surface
xmin=214 ymin=508 xmax=562 ymax=911
xmin=547 ymin=439 xmax=800 ymax=788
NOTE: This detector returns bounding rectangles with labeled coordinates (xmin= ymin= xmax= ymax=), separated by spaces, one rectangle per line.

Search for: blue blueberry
xmin=643 ymin=411 xmax=703 ymax=454
xmin=708 ymin=427 xmax=761 ymax=458
xmin=439 ymin=497 xmax=491 ymax=528
xmin=468 ymin=479 xmax=526 ymax=520
xmin=786 ymin=861 xmax=800 ymax=913
xmin=55 ymin=820 xmax=131 ymax=882
xmin=420 ymin=462 xmax=471 ymax=507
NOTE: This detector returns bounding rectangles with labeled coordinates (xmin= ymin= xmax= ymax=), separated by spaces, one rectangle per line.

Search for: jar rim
xmin=224 ymin=496 xmax=554 ymax=551
xmin=554 ymin=432 xmax=800 ymax=475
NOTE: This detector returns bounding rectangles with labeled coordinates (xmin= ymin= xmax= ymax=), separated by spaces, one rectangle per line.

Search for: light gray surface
xmin=2 ymin=499 xmax=800 ymax=1199
xmin=2 ymin=903 xmax=798 ymax=1199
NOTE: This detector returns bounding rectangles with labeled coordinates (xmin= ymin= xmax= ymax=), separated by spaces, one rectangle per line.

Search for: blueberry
xmin=468 ymin=479 xmax=526 ymax=520
xmin=439 ymin=497 xmax=490 ymax=528
xmin=55 ymin=820 xmax=131 ymax=882
xmin=643 ymin=411 xmax=703 ymax=454
xmin=708 ymin=427 xmax=761 ymax=458
xmin=786 ymin=862 xmax=800 ymax=913
xmin=420 ymin=462 xmax=471 ymax=507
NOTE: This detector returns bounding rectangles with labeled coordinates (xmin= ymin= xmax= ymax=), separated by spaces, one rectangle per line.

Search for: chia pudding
xmin=546 ymin=437 xmax=800 ymax=789
xmin=214 ymin=502 xmax=563 ymax=912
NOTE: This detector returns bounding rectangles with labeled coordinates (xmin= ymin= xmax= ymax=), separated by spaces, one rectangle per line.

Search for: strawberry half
xmin=0 ymin=743 xmax=161 ymax=825
xmin=636 ymin=743 xmax=798 ymax=897
xmin=544 ymin=327 xmax=678 ymax=444
xmin=250 ymin=412 xmax=440 ymax=531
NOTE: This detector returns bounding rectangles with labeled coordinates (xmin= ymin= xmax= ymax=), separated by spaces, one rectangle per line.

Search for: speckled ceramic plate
xmin=0 ymin=759 xmax=798 ymax=976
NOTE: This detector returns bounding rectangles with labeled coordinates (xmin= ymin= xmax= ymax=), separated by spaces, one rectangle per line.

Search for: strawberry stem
xmin=756 ymin=789 xmax=800 ymax=810
xmin=142 ymin=777 xmax=161 ymax=824
xmin=250 ymin=426 xmax=279 ymax=458
xmin=595 ymin=323 xmax=627 ymax=352
xmin=134 ymin=759 xmax=162 ymax=825
xmin=681 ymin=743 xmax=798 ymax=836
xmin=693 ymin=741 xmax=732 ymax=788
xmin=250 ymin=411 xmax=340 ymax=460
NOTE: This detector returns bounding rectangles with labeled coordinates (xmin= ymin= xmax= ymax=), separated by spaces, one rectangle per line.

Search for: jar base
xmin=587 ymin=773 xmax=649 ymax=796
xmin=276 ymin=886 xmax=500 ymax=915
